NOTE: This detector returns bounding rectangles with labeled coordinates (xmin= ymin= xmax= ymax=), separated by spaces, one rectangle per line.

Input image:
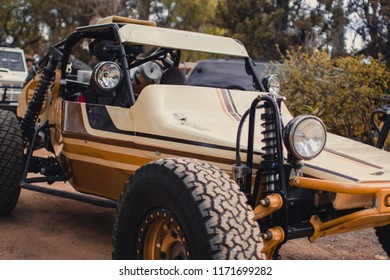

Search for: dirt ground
xmin=0 ymin=181 xmax=388 ymax=260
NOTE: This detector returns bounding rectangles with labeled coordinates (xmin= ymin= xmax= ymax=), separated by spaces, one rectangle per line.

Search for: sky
xmin=303 ymin=0 xmax=364 ymax=52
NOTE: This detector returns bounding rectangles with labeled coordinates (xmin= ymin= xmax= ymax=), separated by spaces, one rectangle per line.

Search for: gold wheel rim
xmin=136 ymin=209 xmax=189 ymax=260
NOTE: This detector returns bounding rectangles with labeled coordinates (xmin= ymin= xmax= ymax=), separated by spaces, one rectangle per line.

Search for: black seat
xmin=160 ymin=67 xmax=187 ymax=85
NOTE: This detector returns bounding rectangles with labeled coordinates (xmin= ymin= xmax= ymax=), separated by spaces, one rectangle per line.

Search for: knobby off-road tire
xmin=112 ymin=158 xmax=264 ymax=260
xmin=375 ymin=225 xmax=390 ymax=257
xmin=0 ymin=110 xmax=24 ymax=216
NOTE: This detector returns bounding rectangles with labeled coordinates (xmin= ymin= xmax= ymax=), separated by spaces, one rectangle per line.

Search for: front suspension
xmin=20 ymin=48 xmax=61 ymax=145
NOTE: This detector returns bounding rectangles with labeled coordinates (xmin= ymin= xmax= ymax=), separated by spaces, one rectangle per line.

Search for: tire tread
xmin=0 ymin=110 xmax=23 ymax=215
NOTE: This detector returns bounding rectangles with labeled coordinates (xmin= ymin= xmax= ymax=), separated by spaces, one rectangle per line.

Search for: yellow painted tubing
xmin=290 ymin=177 xmax=390 ymax=195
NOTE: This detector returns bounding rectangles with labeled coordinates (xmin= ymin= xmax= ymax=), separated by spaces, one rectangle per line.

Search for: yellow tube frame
xmin=253 ymin=193 xmax=283 ymax=221
xmin=290 ymin=177 xmax=390 ymax=241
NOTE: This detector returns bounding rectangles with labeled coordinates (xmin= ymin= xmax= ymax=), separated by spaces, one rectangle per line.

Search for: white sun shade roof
xmin=119 ymin=24 xmax=249 ymax=58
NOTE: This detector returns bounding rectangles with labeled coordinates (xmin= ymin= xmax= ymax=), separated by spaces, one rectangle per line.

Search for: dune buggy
xmin=1 ymin=16 xmax=390 ymax=260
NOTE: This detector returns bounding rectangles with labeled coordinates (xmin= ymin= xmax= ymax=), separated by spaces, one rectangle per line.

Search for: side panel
xmin=60 ymin=101 xmax=149 ymax=200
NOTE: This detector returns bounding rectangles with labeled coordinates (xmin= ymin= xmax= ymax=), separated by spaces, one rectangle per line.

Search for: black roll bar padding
xmin=60 ymin=32 xmax=80 ymax=81
xmin=371 ymin=106 xmax=390 ymax=149
xmin=111 ymin=24 xmax=136 ymax=106
xmin=376 ymin=112 xmax=390 ymax=149
xmin=244 ymin=57 xmax=267 ymax=92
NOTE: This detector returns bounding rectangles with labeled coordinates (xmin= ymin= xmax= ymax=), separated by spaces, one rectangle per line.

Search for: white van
xmin=0 ymin=46 xmax=28 ymax=111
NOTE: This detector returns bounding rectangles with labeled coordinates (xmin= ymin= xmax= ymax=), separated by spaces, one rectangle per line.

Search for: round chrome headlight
xmin=284 ymin=115 xmax=327 ymax=160
xmin=92 ymin=61 xmax=122 ymax=91
xmin=262 ymin=74 xmax=281 ymax=95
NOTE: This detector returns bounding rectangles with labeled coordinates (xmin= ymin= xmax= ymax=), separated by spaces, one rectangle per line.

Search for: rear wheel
xmin=112 ymin=158 xmax=264 ymax=260
xmin=0 ymin=110 xmax=24 ymax=215
xmin=375 ymin=225 xmax=390 ymax=257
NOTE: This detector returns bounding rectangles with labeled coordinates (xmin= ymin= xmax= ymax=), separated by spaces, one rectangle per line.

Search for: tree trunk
xmin=136 ymin=0 xmax=151 ymax=20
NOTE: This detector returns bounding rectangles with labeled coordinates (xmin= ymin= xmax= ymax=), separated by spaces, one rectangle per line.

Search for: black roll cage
xmin=55 ymin=22 xmax=266 ymax=108
xmin=372 ymin=104 xmax=390 ymax=149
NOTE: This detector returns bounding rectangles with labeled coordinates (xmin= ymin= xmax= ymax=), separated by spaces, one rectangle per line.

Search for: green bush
xmin=278 ymin=49 xmax=390 ymax=145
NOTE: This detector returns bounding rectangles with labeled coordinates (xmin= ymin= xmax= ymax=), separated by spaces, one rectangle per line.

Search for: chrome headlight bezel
xmin=262 ymin=74 xmax=281 ymax=95
xmin=92 ymin=61 xmax=122 ymax=92
xmin=284 ymin=115 xmax=327 ymax=161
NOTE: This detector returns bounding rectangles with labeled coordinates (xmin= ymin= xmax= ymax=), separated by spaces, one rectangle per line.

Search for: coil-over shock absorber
xmin=260 ymin=103 xmax=279 ymax=192
xmin=20 ymin=48 xmax=61 ymax=145
xmin=233 ymin=94 xmax=286 ymax=202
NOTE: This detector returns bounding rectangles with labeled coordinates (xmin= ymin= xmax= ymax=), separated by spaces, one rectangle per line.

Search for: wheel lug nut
xmin=160 ymin=252 xmax=167 ymax=259
xmin=261 ymin=231 xmax=272 ymax=240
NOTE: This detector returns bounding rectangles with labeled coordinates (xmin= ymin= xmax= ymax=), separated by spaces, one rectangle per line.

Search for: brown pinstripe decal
xmin=220 ymin=89 xmax=241 ymax=121
xmin=324 ymin=148 xmax=383 ymax=170
xmin=216 ymin=88 xmax=241 ymax=121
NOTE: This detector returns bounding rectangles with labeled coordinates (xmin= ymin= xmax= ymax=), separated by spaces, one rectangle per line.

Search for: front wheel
xmin=375 ymin=225 xmax=390 ymax=258
xmin=112 ymin=158 xmax=264 ymax=260
xmin=0 ymin=110 xmax=24 ymax=215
